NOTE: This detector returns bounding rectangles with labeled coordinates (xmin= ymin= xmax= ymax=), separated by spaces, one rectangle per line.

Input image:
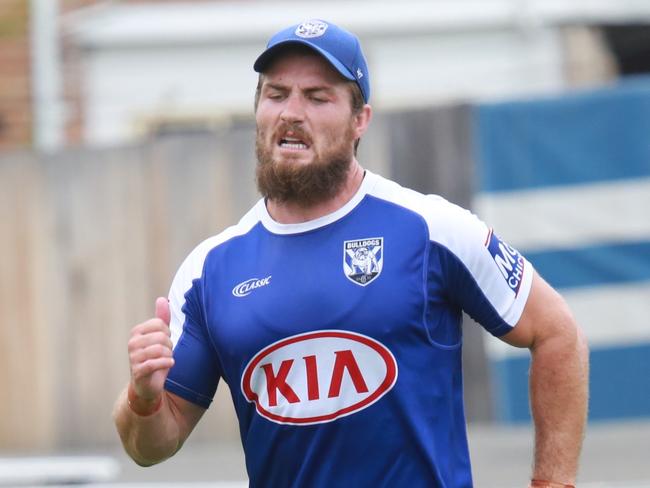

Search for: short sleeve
xmin=427 ymin=198 xmax=534 ymax=336
xmin=164 ymin=244 xmax=222 ymax=408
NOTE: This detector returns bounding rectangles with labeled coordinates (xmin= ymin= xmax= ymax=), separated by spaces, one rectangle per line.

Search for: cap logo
xmin=356 ymin=68 xmax=364 ymax=79
xmin=295 ymin=20 xmax=328 ymax=39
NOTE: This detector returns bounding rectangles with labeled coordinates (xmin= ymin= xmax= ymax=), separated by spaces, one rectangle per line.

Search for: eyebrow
xmin=263 ymin=82 xmax=335 ymax=95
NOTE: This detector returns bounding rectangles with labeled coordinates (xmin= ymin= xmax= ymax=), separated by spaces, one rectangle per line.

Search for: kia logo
xmin=241 ymin=330 xmax=398 ymax=425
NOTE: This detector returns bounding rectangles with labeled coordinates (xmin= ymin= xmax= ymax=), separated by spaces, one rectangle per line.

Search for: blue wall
xmin=474 ymin=76 xmax=650 ymax=423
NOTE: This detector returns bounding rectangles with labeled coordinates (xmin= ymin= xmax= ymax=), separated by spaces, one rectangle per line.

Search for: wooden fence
xmin=0 ymin=130 xmax=262 ymax=450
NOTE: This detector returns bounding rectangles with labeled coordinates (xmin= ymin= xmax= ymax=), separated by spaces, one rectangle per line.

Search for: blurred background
xmin=0 ymin=0 xmax=649 ymax=487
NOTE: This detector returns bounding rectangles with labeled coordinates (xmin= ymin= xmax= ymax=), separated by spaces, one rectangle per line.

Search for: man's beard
xmin=255 ymin=122 xmax=355 ymax=207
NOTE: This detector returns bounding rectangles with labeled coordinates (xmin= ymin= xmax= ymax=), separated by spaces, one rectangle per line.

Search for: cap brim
xmin=253 ymin=39 xmax=356 ymax=82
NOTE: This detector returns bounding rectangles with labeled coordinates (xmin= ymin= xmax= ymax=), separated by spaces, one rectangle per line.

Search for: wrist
xmin=127 ymin=383 xmax=163 ymax=417
xmin=529 ymin=480 xmax=575 ymax=488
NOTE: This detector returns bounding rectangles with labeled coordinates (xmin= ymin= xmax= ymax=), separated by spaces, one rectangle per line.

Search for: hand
xmin=127 ymin=297 xmax=175 ymax=403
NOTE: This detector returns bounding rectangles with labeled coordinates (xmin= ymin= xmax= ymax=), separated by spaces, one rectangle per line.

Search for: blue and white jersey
xmin=164 ymin=170 xmax=533 ymax=488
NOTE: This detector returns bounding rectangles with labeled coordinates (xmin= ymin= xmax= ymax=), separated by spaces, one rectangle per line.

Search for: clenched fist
xmin=127 ymin=297 xmax=175 ymax=411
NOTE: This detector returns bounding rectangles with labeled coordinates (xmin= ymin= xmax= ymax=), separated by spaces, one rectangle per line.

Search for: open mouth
xmin=278 ymin=136 xmax=309 ymax=150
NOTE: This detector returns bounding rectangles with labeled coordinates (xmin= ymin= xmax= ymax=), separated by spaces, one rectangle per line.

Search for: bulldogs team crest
xmin=295 ymin=20 xmax=328 ymax=38
xmin=343 ymin=237 xmax=383 ymax=286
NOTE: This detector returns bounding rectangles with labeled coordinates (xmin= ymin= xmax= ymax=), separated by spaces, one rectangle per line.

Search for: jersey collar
xmin=256 ymin=170 xmax=378 ymax=235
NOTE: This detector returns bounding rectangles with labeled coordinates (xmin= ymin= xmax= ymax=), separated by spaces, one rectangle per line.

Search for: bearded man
xmin=114 ymin=19 xmax=588 ymax=488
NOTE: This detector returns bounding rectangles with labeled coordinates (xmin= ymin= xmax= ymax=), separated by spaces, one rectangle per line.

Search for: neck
xmin=266 ymin=160 xmax=365 ymax=224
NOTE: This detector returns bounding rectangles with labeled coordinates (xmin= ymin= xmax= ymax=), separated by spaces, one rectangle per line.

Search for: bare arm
xmin=500 ymin=272 xmax=589 ymax=485
xmin=113 ymin=387 xmax=205 ymax=466
xmin=113 ymin=297 xmax=206 ymax=466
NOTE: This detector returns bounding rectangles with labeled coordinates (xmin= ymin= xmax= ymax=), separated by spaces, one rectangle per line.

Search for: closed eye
xmin=305 ymin=88 xmax=333 ymax=104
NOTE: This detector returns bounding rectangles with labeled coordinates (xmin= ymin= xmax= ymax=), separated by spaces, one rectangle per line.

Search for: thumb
xmin=155 ymin=296 xmax=171 ymax=326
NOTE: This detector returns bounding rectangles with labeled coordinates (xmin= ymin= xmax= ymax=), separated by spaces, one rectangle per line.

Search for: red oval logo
xmin=241 ymin=330 xmax=398 ymax=425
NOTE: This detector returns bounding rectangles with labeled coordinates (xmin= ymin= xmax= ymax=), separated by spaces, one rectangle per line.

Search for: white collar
xmin=256 ymin=170 xmax=379 ymax=235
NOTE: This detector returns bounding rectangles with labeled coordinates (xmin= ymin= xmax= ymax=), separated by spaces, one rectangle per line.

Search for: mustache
xmin=273 ymin=122 xmax=312 ymax=143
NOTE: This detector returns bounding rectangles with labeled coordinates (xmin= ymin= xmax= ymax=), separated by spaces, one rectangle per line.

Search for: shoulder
xmin=367 ymin=174 xmax=533 ymax=330
xmin=167 ymin=202 xmax=263 ymax=341
xmin=171 ymin=202 xmax=263 ymax=289
xmin=367 ymin=173 xmax=490 ymax=253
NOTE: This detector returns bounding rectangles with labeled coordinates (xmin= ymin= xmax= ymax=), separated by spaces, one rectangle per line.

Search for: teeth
xmin=280 ymin=140 xmax=307 ymax=149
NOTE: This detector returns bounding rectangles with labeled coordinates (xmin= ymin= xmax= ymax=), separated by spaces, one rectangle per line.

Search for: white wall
xmin=370 ymin=28 xmax=564 ymax=108
xmin=83 ymin=42 xmax=262 ymax=145
xmin=64 ymin=0 xmax=650 ymax=146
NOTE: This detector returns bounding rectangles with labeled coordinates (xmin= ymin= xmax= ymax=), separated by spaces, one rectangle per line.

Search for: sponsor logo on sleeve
xmin=485 ymin=229 xmax=525 ymax=296
xmin=241 ymin=330 xmax=398 ymax=425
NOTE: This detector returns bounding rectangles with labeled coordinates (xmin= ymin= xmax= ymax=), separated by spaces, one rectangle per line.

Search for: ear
xmin=352 ymin=104 xmax=373 ymax=140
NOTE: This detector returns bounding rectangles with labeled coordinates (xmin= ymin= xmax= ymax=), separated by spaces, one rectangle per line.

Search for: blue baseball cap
xmin=254 ymin=19 xmax=370 ymax=103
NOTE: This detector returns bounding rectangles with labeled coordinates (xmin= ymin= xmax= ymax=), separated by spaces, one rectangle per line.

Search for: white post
xmin=30 ymin=0 xmax=64 ymax=152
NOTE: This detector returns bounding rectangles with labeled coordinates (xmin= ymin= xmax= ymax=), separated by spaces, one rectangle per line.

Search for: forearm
xmin=113 ymin=386 xmax=182 ymax=466
xmin=529 ymin=325 xmax=589 ymax=484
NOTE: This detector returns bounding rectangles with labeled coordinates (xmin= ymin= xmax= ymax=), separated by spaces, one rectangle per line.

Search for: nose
xmin=279 ymin=92 xmax=305 ymax=123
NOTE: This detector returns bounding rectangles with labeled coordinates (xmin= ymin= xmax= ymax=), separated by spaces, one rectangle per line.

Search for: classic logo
xmin=241 ymin=330 xmax=398 ymax=425
xmin=232 ymin=276 xmax=272 ymax=297
xmin=343 ymin=237 xmax=383 ymax=286
xmin=485 ymin=228 xmax=525 ymax=296
xmin=295 ymin=20 xmax=328 ymax=39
